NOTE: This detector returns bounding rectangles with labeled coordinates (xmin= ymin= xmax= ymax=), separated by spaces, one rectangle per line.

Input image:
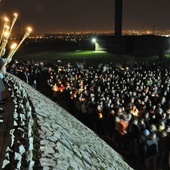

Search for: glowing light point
xmin=92 ymin=38 xmax=96 ymax=43
xmin=4 ymin=17 xmax=9 ymax=23
xmin=10 ymin=43 xmax=17 ymax=50
xmin=3 ymin=31 xmax=9 ymax=38
xmin=27 ymin=27 xmax=32 ymax=34
xmin=13 ymin=13 xmax=18 ymax=18
xmin=52 ymin=83 xmax=58 ymax=92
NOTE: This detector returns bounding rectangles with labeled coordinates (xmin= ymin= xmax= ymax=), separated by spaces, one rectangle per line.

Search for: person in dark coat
xmin=138 ymin=129 xmax=150 ymax=168
xmin=144 ymin=132 xmax=159 ymax=170
xmin=158 ymin=131 xmax=170 ymax=170
xmin=128 ymin=118 xmax=140 ymax=156
xmin=0 ymin=55 xmax=6 ymax=113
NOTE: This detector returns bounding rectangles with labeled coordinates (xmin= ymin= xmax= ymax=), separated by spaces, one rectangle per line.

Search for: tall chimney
xmin=115 ymin=0 xmax=123 ymax=37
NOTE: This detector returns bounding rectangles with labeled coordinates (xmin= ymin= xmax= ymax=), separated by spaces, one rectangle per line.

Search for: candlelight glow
xmin=0 ymin=12 xmax=32 ymax=65
xmin=52 ymin=84 xmax=58 ymax=92
xmin=27 ymin=27 xmax=32 ymax=34
xmin=13 ymin=13 xmax=18 ymax=18
xmin=99 ymin=113 xmax=103 ymax=119
xmin=4 ymin=17 xmax=9 ymax=23
xmin=3 ymin=31 xmax=9 ymax=38
xmin=2 ymin=42 xmax=18 ymax=68
xmin=9 ymin=12 xmax=18 ymax=35
xmin=4 ymin=25 xmax=10 ymax=29
xmin=0 ymin=24 xmax=10 ymax=56
xmin=10 ymin=43 xmax=17 ymax=50
xmin=0 ymin=22 xmax=9 ymax=44
xmin=10 ymin=26 xmax=33 ymax=57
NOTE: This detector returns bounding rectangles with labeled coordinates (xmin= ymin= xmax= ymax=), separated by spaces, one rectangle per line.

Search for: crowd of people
xmin=6 ymin=58 xmax=170 ymax=170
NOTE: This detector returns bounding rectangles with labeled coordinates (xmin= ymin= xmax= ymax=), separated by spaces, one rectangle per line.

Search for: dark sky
xmin=1 ymin=0 xmax=170 ymax=34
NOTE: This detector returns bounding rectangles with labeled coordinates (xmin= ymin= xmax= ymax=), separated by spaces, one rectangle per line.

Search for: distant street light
xmin=92 ymin=38 xmax=96 ymax=43
xmin=91 ymin=37 xmax=106 ymax=52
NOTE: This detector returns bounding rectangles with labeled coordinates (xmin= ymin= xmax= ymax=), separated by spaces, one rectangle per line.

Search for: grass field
xmin=15 ymin=50 xmax=170 ymax=67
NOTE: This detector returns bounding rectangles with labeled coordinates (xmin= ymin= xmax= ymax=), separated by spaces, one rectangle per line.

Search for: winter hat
xmin=143 ymin=129 xmax=150 ymax=136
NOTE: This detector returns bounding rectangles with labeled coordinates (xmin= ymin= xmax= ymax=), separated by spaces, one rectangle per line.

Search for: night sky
xmin=0 ymin=0 xmax=170 ymax=34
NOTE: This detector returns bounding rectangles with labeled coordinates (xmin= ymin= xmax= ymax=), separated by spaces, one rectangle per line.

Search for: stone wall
xmin=3 ymin=73 xmax=133 ymax=170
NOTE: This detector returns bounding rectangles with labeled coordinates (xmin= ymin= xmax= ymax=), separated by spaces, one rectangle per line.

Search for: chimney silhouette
xmin=115 ymin=0 xmax=123 ymax=37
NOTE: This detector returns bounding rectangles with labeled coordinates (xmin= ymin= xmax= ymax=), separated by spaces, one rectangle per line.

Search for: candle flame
xmin=13 ymin=13 xmax=18 ymax=18
xmin=27 ymin=27 xmax=32 ymax=33
xmin=10 ymin=43 xmax=17 ymax=50
xmin=4 ymin=17 xmax=9 ymax=23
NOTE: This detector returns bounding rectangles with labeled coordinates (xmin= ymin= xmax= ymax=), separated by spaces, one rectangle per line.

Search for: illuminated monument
xmin=96 ymin=0 xmax=170 ymax=58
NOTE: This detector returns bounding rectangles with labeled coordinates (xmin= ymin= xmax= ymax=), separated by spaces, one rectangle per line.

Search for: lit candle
xmin=2 ymin=43 xmax=17 ymax=69
xmin=99 ymin=112 xmax=103 ymax=119
xmin=0 ymin=16 xmax=9 ymax=44
xmin=0 ymin=25 xmax=10 ymax=57
xmin=10 ymin=26 xmax=32 ymax=57
xmin=52 ymin=83 xmax=58 ymax=92
xmin=9 ymin=13 xmax=18 ymax=35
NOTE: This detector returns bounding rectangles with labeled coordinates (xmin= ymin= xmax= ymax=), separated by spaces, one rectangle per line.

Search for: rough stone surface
xmin=2 ymin=74 xmax=133 ymax=170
